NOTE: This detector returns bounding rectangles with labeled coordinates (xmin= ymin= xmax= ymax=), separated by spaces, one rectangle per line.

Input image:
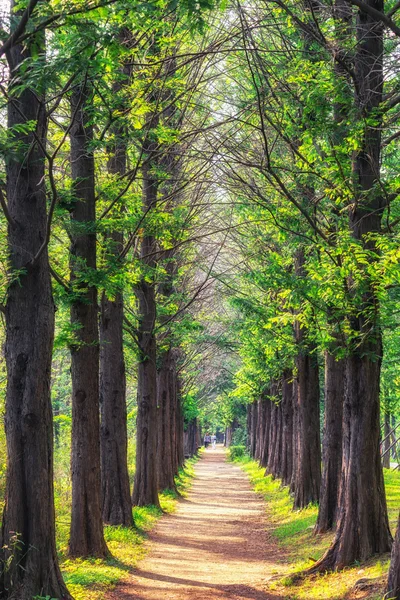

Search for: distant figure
xmin=204 ymin=433 xmax=211 ymax=448
xmin=211 ymin=434 xmax=216 ymax=449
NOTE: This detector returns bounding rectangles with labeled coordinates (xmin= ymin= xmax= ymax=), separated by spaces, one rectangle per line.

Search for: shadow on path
xmin=108 ymin=447 xmax=287 ymax=600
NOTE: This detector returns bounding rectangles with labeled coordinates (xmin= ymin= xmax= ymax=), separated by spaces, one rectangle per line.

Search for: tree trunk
xmin=132 ymin=273 xmax=159 ymax=506
xmin=157 ymin=348 xmax=177 ymax=490
xmin=315 ymin=352 xmax=344 ymax=533
xmin=132 ymin=131 xmax=160 ymax=508
xmin=176 ymin=381 xmax=185 ymax=468
xmin=260 ymin=399 xmax=272 ymax=468
xmin=99 ymin=72 xmax=132 ymax=525
xmin=225 ymin=427 xmax=232 ymax=447
xmin=281 ymin=372 xmax=294 ymax=487
xmin=68 ymin=84 xmax=108 ymax=558
xmin=267 ymin=398 xmax=281 ymax=478
xmin=290 ymin=378 xmax=300 ymax=495
xmin=250 ymin=402 xmax=258 ymax=458
xmin=292 ymin=342 xmax=321 ymax=508
xmin=0 ymin=10 xmax=71 ymax=598
xmin=100 ymin=287 xmax=132 ymax=525
xmin=313 ymin=0 xmax=392 ymax=569
xmin=270 ymin=401 xmax=283 ymax=479
xmin=185 ymin=419 xmax=198 ymax=458
xmin=256 ymin=399 xmax=267 ymax=464
xmin=314 ymin=354 xmax=392 ymax=569
xmin=388 ymin=513 xmax=400 ymax=600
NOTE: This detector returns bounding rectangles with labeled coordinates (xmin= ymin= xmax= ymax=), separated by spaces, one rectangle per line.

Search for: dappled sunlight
xmin=108 ymin=448 xmax=285 ymax=600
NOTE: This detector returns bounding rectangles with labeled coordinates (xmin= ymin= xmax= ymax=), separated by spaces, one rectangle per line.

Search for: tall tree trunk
xmin=314 ymin=354 xmax=391 ymax=569
xmin=100 ymin=286 xmax=132 ymax=525
xmin=250 ymin=402 xmax=258 ymax=458
xmin=314 ymin=0 xmax=392 ymax=568
xmin=290 ymin=378 xmax=300 ymax=495
xmin=157 ymin=348 xmax=177 ymax=490
xmin=185 ymin=419 xmax=198 ymax=458
xmin=273 ymin=402 xmax=283 ymax=479
xmin=176 ymin=380 xmax=185 ymax=468
xmin=257 ymin=400 xmax=266 ymax=466
xmin=315 ymin=352 xmax=344 ymax=533
xmin=267 ymin=399 xmax=280 ymax=477
xmin=314 ymin=0 xmax=350 ymax=535
xmin=260 ymin=399 xmax=272 ymax=468
xmin=281 ymin=372 xmax=294 ymax=487
xmin=132 ymin=138 xmax=160 ymax=508
xmin=0 ymin=8 xmax=71 ymax=598
xmin=255 ymin=399 xmax=264 ymax=462
xmin=69 ymin=85 xmax=108 ymax=558
xmin=292 ymin=338 xmax=321 ymax=508
xmin=225 ymin=426 xmax=232 ymax=447
xmin=100 ymin=70 xmax=132 ymax=526
xmin=388 ymin=513 xmax=400 ymax=600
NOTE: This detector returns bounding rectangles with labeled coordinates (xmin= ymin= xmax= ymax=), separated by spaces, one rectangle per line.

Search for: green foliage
xmin=231 ymin=426 xmax=247 ymax=447
xmin=228 ymin=445 xmax=246 ymax=460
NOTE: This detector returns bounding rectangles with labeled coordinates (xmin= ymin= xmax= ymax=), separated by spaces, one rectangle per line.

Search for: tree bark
xmin=68 ymin=84 xmax=108 ymax=558
xmin=290 ymin=378 xmax=300 ymax=495
xmin=292 ymin=339 xmax=321 ymax=509
xmin=0 ymin=8 xmax=71 ymax=598
xmin=315 ymin=352 xmax=344 ymax=533
xmin=99 ymin=68 xmax=132 ymax=526
xmin=157 ymin=348 xmax=178 ymax=490
xmin=314 ymin=354 xmax=391 ymax=569
xmin=388 ymin=513 xmax=400 ymax=600
xmin=184 ymin=419 xmax=198 ymax=458
xmin=281 ymin=372 xmax=294 ymax=487
xmin=100 ymin=287 xmax=132 ymax=525
xmin=176 ymin=388 xmax=185 ymax=468
xmin=255 ymin=399 xmax=264 ymax=462
xmin=269 ymin=398 xmax=283 ymax=479
xmin=250 ymin=402 xmax=258 ymax=458
xmin=260 ymin=399 xmax=272 ymax=468
xmin=132 ymin=135 xmax=160 ymax=508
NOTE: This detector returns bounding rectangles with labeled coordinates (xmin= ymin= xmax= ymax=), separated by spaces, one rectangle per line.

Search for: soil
xmin=108 ymin=446 xmax=286 ymax=599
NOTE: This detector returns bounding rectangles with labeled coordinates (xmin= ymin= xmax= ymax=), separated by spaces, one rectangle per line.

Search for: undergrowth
xmin=57 ymin=457 xmax=198 ymax=600
xmin=232 ymin=454 xmax=399 ymax=600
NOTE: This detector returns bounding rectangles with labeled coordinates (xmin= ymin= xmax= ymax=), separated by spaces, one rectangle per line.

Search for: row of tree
xmin=0 ymin=0 xmax=216 ymax=597
xmin=213 ymin=0 xmax=400 ymax=596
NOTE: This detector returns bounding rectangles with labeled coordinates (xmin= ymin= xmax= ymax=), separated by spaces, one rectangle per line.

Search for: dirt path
xmin=109 ymin=447 xmax=286 ymax=600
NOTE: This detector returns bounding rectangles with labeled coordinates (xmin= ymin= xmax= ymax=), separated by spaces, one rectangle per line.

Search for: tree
xmin=68 ymin=80 xmax=108 ymax=557
xmin=100 ymin=30 xmax=133 ymax=527
xmin=0 ymin=2 xmax=71 ymax=597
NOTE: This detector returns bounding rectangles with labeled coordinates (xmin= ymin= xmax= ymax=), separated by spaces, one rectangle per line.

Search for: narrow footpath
xmin=109 ymin=447 xmax=285 ymax=600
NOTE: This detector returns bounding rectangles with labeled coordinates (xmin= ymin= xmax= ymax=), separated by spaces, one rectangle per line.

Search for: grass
xmin=232 ymin=455 xmax=399 ymax=600
xmin=56 ymin=457 xmax=199 ymax=600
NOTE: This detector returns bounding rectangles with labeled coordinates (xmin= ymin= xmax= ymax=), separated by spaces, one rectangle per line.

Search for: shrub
xmin=228 ymin=445 xmax=247 ymax=460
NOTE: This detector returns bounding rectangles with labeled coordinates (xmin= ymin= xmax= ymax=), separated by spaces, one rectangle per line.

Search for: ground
xmin=108 ymin=446 xmax=286 ymax=599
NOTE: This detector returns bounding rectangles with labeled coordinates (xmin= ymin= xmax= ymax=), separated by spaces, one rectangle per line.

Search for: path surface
xmin=109 ymin=447 xmax=285 ymax=600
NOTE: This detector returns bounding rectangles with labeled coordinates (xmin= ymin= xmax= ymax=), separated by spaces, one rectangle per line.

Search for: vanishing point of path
xmin=109 ymin=447 xmax=285 ymax=600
